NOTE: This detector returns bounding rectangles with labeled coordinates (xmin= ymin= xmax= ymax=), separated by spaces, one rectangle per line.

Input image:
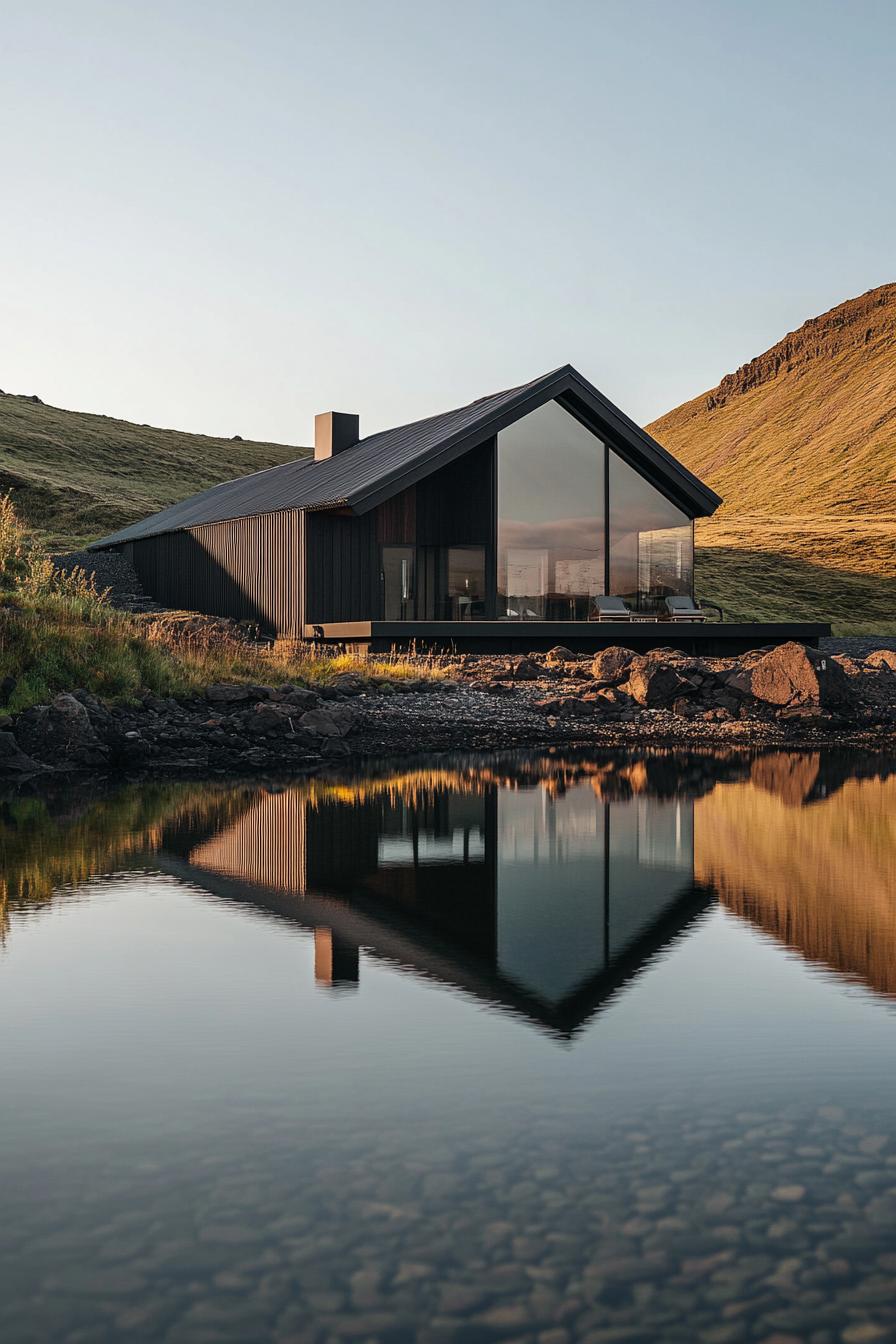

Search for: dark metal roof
xmin=90 ymin=365 xmax=721 ymax=548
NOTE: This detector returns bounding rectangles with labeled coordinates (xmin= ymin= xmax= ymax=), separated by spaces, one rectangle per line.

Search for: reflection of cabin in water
xmin=160 ymin=772 xmax=712 ymax=1038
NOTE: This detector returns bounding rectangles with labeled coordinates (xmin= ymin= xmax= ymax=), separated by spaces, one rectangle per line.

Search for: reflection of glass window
xmin=497 ymin=402 xmax=605 ymax=620
xmin=608 ymin=451 xmax=693 ymax=612
xmin=382 ymin=546 xmax=415 ymax=619
xmin=446 ymin=546 xmax=485 ymax=620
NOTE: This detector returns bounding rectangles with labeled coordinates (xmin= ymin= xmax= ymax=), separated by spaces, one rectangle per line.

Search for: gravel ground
xmin=822 ymin=636 xmax=896 ymax=658
xmin=52 ymin=549 xmax=163 ymax=611
xmin=348 ymin=682 xmax=896 ymax=759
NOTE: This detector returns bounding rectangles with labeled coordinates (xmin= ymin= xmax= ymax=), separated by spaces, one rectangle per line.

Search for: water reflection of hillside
xmin=695 ymin=756 xmax=896 ymax=999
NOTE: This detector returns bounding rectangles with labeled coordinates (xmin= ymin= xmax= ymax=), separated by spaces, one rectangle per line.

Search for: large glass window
xmin=497 ymin=401 xmax=605 ymax=620
xmin=608 ymin=451 xmax=693 ymax=612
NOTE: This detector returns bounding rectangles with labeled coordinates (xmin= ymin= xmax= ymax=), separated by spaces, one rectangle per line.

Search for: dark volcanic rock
xmin=247 ymin=703 xmax=295 ymax=736
xmin=206 ymin=683 xmax=253 ymax=704
xmin=736 ymin=642 xmax=851 ymax=711
xmin=510 ymin=656 xmax=541 ymax=681
xmin=0 ymin=731 xmax=44 ymax=774
xmin=268 ymin=685 xmax=320 ymax=710
xmin=624 ymin=662 xmax=689 ymax=709
xmin=300 ymin=706 xmax=356 ymax=737
xmin=15 ymin=693 xmax=108 ymax=768
xmin=544 ymin=645 xmax=576 ymax=666
xmin=866 ymin=649 xmax=896 ymax=672
xmin=591 ymin=647 xmax=637 ymax=685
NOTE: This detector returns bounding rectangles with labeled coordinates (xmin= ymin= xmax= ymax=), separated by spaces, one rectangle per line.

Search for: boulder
xmin=268 ymin=685 xmax=320 ymax=710
xmin=328 ymin=672 xmax=368 ymax=695
xmin=866 ymin=649 xmax=896 ymax=672
xmin=299 ymin=706 xmax=355 ymax=737
xmin=555 ymin=696 xmax=597 ymax=718
xmin=206 ymin=683 xmax=252 ymax=703
xmin=737 ymin=642 xmax=850 ymax=710
xmin=591 ymin=647 xmax=637 ymax=685
xmin=544 ymin=645 xmax=576 ymax=666
xmin=624 ymin=662 xmax=689 ymax=709
xmin=0 ymin=732 xmax=44 ymax=774
xmin=248 ymin=703 xmax=294 ymax=736
xmin=510 ymin=656 xmax=541 ymax=681
xmin=14 ymin=693 xmax=108 ymax=767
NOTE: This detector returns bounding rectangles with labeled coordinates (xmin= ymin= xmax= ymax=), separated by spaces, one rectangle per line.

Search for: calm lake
xmin=2 ymin=749 xmax=896 ymax=1344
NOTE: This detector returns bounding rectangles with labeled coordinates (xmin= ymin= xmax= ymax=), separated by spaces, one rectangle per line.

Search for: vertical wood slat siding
xmin=124 ymin=436 xmax=497 ymax=629
xmin=126 ymin=510 xmax=304 ymax=637
xmin=376 ymin=488 xmax=417 ymax=544
xmin=415 ymin=439 xmax=493 ymax=545
xmin=304 ymin=510 xmax=376 ymax=623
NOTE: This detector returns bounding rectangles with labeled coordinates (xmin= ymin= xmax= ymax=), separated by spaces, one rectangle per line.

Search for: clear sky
xmin=3 ymin=0 xmax=894 ymax=446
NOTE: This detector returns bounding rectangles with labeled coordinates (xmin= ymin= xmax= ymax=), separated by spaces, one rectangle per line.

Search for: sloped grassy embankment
xmin=649 ymin=284 xmax=896 ymax=635
xmin=0 ymin=389 xmax=305 ymax=550
xmin=0 ymin=496 xmax=432 ymax=715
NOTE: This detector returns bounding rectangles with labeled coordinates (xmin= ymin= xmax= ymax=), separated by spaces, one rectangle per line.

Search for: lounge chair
xmin=665 ymin=595 xmax=708 ymax=622
xmin=593 ymin=595 xmax=634 ymax=621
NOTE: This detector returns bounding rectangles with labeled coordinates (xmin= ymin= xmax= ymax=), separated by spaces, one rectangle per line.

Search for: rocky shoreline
xmin=1 ymin=640 xmax=895 ymax=779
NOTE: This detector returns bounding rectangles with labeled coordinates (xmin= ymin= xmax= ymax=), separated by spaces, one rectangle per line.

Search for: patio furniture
xmin=593 ymin=595 xmax=634 ymax=621
xmin=665 ymin=595 xmax=709 ymax=622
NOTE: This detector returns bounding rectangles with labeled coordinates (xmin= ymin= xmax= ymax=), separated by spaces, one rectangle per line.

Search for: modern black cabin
xmin=91 ymin=365 xmax=828 ymax=652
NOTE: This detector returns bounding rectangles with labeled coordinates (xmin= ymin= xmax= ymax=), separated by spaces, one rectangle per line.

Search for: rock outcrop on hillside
xmin=704 ymin=284 xmax=896 ymax=410
xmin=647 ymin=282 xmax=896 ymax=516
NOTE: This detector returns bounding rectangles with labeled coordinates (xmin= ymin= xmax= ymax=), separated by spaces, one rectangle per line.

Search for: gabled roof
xmin=90 ymin=365 xmax=722 ymax=548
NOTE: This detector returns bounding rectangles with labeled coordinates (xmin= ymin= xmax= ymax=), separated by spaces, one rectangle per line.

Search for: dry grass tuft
xmin=0 ymin=497 xmax=440 ymax=712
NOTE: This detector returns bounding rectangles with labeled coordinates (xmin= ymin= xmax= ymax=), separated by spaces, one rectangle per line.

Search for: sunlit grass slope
xmin=649 ymin=284 xmax=896 ymax=632
xmin=0 ymin=391 xmax=307 ymax=549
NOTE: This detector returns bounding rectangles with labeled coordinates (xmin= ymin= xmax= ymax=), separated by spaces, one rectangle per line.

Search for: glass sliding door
xmin=382 ymin=545 xmax=416 ymax=619
xmin=446 ymin=546 xmax=486 ymax=620
xmin=497 ymin=401 xmax=605 ymax=620
xmin=382 ymin=544 xmax=486 ymax=620
xmin=608 ymin=451 xmax=694 ymax=612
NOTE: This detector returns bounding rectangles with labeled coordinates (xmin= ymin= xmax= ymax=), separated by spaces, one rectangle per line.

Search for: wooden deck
xmin=301 ymin=620 xmax=832 ymax=656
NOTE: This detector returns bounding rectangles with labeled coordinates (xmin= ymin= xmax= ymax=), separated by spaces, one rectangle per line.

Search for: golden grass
xmin=695 ymin=513 xmax=896 ymax=633
xmin=695 ymin=767 xmax=896 ymax=997
xmin=0 ymin=391 xmax=306 ymax=549
xmin=650 ymin=285 xmax=896 ymax=632
xmin=0 ymin=496 xmax=440 ymax=713
xmin=649 ymin=287 xmax=896 ymax=516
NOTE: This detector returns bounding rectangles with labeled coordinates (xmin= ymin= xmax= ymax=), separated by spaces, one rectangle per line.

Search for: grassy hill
xmin=648 ymin=284 xmax=896 ymax=633
xmin=0 ymin=391 xmax=308 ymax=550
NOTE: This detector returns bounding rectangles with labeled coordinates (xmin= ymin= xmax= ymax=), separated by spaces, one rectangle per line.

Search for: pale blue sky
xmin=2 ymin=0 xmax=894 ymax=445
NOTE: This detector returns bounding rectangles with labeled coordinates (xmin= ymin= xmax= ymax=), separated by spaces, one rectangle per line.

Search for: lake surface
xmin=2 ymin=748 xmax=896 ymax=1343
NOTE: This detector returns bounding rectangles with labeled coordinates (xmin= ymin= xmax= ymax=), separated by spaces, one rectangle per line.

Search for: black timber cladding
xmin=89 ymin=364 xmax=722 ymax=550
xmin=304 ymin=511 xmax=376 ymax=624
xmin=125 ymin=511 xmax=304 ymax=636
xmin=302 ymin=445 xmax=494 ymax=624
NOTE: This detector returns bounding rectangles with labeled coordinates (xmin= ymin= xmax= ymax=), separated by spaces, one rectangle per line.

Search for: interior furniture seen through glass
xmin=608 ymin=451 xmax=694 ymax=612
xmin=383 ymin=544 xmax=486 ymax=620
xmin=446 ymin=546 xmax=486 ymax=620
xmin=497 ymin=401 xmax=605 ymax=620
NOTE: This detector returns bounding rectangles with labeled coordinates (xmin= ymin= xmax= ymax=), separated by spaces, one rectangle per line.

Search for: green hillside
xmin=648 ymin=284 xmax=896 ymax=634
xmin=0 ymin=391 xmax=308 ymax=550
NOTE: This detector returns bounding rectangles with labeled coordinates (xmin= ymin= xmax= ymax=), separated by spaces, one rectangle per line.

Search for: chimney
xmin=315 ymin=411 xmax=359 ymax=461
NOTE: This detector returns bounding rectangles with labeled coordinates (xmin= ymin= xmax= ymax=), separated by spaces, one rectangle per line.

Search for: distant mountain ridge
xmin=648 ymin=283 xmax=896 ymax=515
